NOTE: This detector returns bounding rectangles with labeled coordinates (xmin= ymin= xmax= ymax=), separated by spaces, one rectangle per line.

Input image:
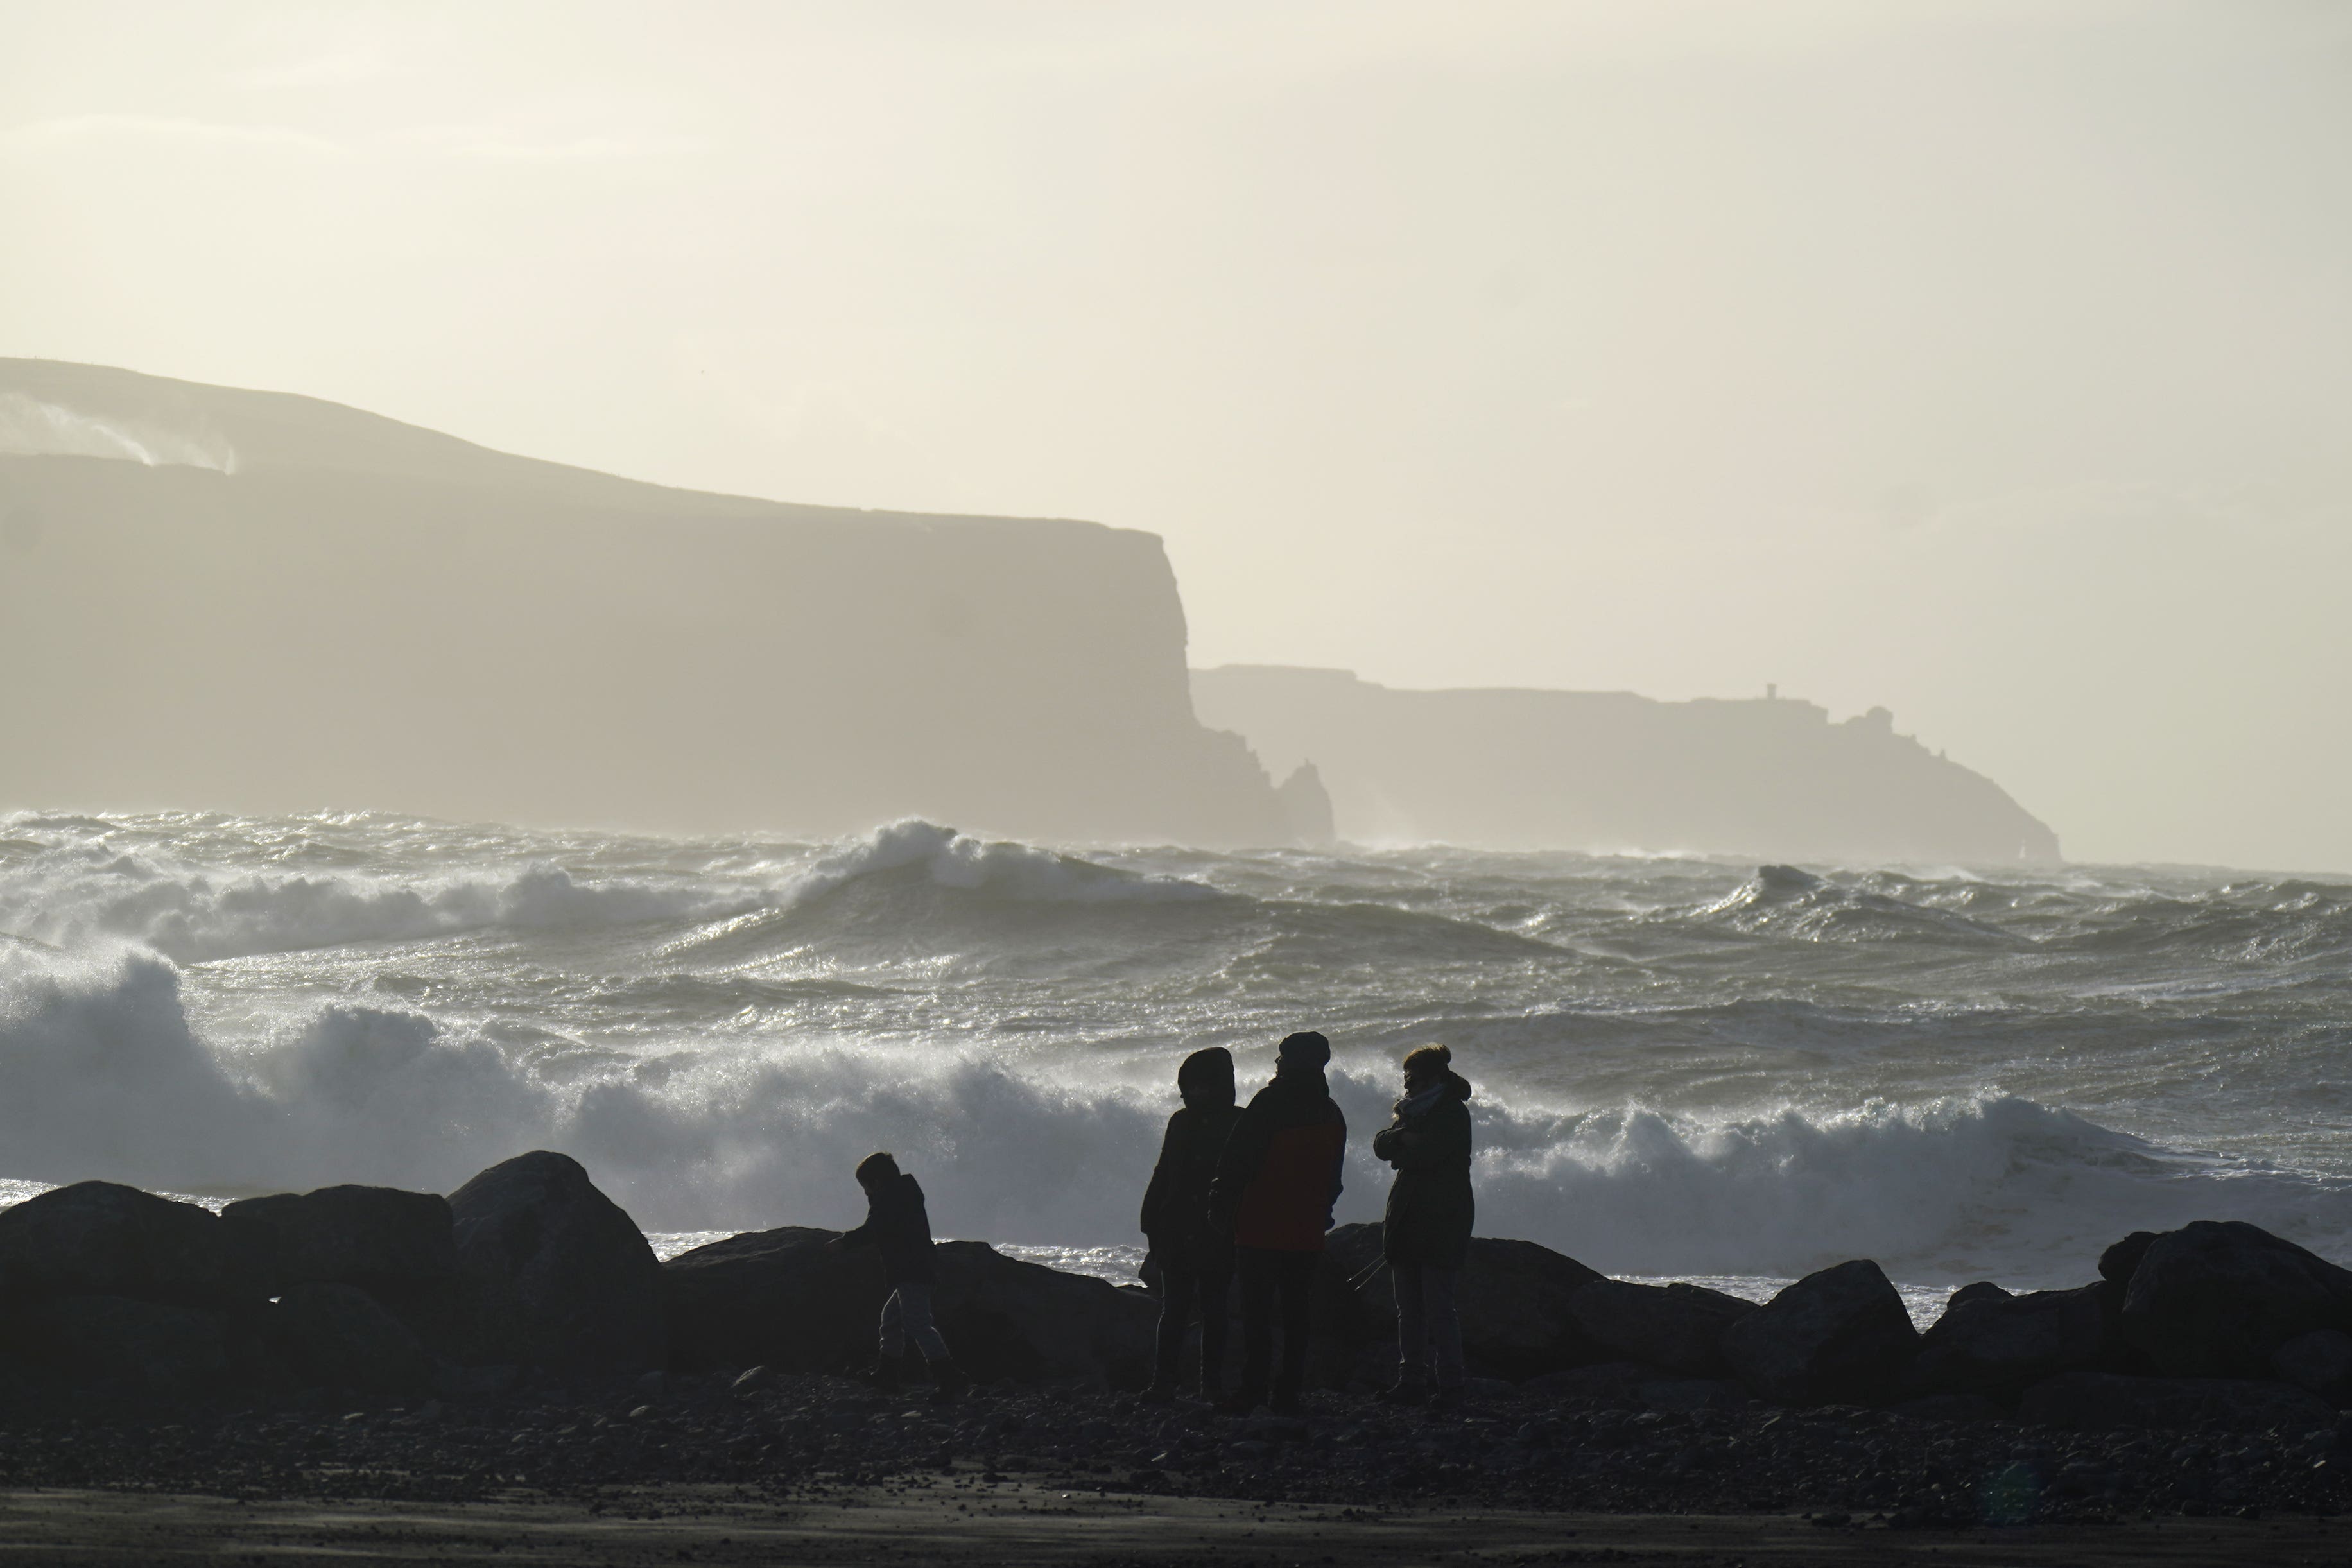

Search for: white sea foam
xmin=6 ymin=937 xmax=2345 ymax=1289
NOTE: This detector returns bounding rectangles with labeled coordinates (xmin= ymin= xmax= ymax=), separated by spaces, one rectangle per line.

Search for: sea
xmin=4 ymin=811 xmax=2349 ymax=1323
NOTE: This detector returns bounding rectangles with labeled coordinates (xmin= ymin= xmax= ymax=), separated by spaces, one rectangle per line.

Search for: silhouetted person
xmin=826 ymin=1151 xmax=967 ymax=1402
xmin=1139 ymin=1046 xmax=1245 ymax=1402
xmin=1371 ymin=1044 xmax=1473 ymax=1409
xmin=1207 ymin=1030 xmax=1347 ymax=1415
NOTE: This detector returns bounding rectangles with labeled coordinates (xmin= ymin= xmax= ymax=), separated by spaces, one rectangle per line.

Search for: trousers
xmin=1152 ymin=1263 xmax=1232 ymax=1391
xmin=1392 ymin=1263 xmax=1464 ymax=1388
xmin=1235 ymin=1245 xmax=1319 ymax=1404
xmin=878 ymin=1280 xmax=951 ymax=1362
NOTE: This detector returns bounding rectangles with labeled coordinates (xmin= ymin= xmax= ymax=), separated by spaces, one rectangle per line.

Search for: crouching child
xmin=826 ymin=1151 xmax=967 ymax=1402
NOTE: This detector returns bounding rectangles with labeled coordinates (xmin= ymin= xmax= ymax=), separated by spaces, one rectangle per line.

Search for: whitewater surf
xmin=3 ymin=811 xmax=2348 ymax=1299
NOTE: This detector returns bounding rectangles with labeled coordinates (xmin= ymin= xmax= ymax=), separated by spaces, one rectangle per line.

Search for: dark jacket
xmin=838 ymin=1171 xmax=935 ymax=1285
xmin=1141 ymin=1102 xmax=1244 ymax=1272
xmin=1208 ymin=1064 xmax=1347 ymax=1252
xmin=1371 ymin=1070 xmax=1474 ymax=1269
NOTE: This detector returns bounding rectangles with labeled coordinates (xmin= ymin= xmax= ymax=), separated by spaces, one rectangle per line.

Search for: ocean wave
xmin=0 ymin=840 xmax=757 ymax=963
xmin=1685 ymin=865 xmax=2029 ymax=947
xmin=7 ymin=942 xmax=2348 ymax=1288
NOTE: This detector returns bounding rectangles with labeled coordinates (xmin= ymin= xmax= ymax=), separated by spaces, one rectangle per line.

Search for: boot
xmin=1215 ymin=1388 xmax=1263 ymax=1417
xmin=926 ymin=1356 xmax=969 ymax=1405
xmin=1139 ymin=1381 xmax=1179 ymax=1406
xmin=1374 ymin=1374 xmax=1430 ymax=1407
xmin=1425 ymin=1383 xmax=1464 ymax=1414
xmin=861 ymin=1352 xmax=905 ymax=1391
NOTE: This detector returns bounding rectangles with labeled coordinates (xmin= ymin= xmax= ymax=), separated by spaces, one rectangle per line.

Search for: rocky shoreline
xmin=8 ymin=1150 xmax=2352 ymax=1532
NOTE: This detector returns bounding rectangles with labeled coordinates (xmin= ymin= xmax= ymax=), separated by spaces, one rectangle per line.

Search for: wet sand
xmin=2 ymin=1480 xmax=2344 ymax=1567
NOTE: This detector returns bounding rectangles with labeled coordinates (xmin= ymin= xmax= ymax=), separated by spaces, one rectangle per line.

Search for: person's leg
xmin=1426 ymin=1267 xmax=1465 ymax=1406
xmin=1227 ymin=1247 xmax=1275 ymax=1411
xmin=1270 ymin=1250 xmax=1317 ymax=1411
xmin=869 ymin=1288 xmax=907 ymax=1389
xmin=1197 ymin=1268 xmax=1232 ymax=1396
xmin=1150 ymin=1264 xmax=1196 ymax=1397
xmin=894 ymin=1281 xmax=965 ymax=1401
xmin=1382 ymin=1262 xmax=1430 ymax=1402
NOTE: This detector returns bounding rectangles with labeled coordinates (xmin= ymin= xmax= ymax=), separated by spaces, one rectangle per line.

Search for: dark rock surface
xmin=1721 ymin=1259 xmax=1919 ymax=1405
xmin=0 ymin=1180 xmax=241 ymax=1307
xmin=272 ymin=1280 xmax=435 ymax=1395
xmin=2121 ymin=1221 xmax=2352 ymax=1379
xmin=14 ymin=1292 xmax=233 ymax=1397
xmin=2272 ymin=1329 xmax=2352 ymax=1404
xmin=2100 ymin=1231 xmax=2157 ymax=1288
xmin=1907 ymin=1281 xmax=2109 ymax=1400
xmin=1568 ymin=1278 xmax=1754 ymax=1377
xmin=447 ymin=1151 xmax=664 ymax=1374
xmin=2017 ymin=1370 xmax=2335 ymax=1433
xmin=221 ymin=1184 xmax=457 ymax=1297
xmin=1316 ymin=1223 xmax=1604 ymax=1384
xmin=664 ymin=1226 xmax=1157 ymax=1388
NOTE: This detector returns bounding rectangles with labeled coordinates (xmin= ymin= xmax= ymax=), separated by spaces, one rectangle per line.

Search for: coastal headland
xmin=7 ymin=1151 xmax=2352 ymax=1562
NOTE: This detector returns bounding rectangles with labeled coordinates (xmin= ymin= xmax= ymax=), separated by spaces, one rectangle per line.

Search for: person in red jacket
xmin=1207 ymin=1030 xmax=1347 ymax=1415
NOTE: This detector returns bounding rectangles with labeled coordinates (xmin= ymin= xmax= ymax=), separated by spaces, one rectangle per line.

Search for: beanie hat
xmin=1277 ymin=1030 xmax=1331 ymax=1069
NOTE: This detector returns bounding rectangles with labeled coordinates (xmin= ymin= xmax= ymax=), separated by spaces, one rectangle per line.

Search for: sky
xmin=4 ymin=1 xmax=2349 ymax=870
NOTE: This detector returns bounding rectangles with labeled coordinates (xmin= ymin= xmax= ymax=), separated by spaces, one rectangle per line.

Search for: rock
xmin=1314 ymin=1223 xmax=1605 ymax=1386
xmin=447 ymin=1151 xmax=664 ymax=1374
xmin=220 ymin=1185 xmax=456 ymax=1297
xmin=730 ymin=1364 xmax=776 ymax=1395
xmin=433 ymin=1362 xmax=522 ymax=1400
xmin=663 ymin=1227 xmax=1157 ymax=1388
xmin=17 ymin=1293 xmax=231 ymax=1395
xmin=2100 ymin=1231 xmax=2158 ymax=1288
xmin=1889 ymin=1392 xmax=2005 ymax=1424
xmin=1567 ymin=1279 xmax=1756 ymax=1376
xmin=1639 ymin=1377 xmax=1742 ymax=1411
xmin=1524 ymin=1361 xmax=1652 ymax=1405
xmin=0 ymin=1181 xmax=246 ymax=1309
xmin=2121 ymin=1221 xmax=2352 ymax=1379
xmin=1946 ymin=1280 xmax=2012 ymax=1311
xmin=2018 ymin=1369 xmax=2335 ymax=1432
xmin=1907 ymin=1282 xmax=2108 ymax=1400
xmin=271 ymin=1281 xmax=433 ymax=1395
xmin=1720 ymin=1259 xmax=1919 ymax=1406
xmin=2273 ymin=1329 xmax=2352 ymax=1404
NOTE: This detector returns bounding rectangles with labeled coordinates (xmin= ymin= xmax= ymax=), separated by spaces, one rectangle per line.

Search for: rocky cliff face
xmin=1191 ymin=665 xmax=2060 ymax=865
xmin=0 ymin=361 xmax=1285 ymax=845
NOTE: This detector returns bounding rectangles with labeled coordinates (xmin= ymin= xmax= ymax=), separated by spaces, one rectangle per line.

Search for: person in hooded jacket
xmin=1369 ymin=1043 xmax=1474 ymax=1408
xmin=1207 ymin=1030 xmax=1347 ymax=1415
xmin=1137 ymin=1046 xmax=1245 ymax=1402
xmin=826 ymin=1151 xmax=967 ymax=1403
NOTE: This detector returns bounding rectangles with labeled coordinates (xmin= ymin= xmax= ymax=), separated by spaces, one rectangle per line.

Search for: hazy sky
xmin=6 ymin=2 xmax=2349 ymax=870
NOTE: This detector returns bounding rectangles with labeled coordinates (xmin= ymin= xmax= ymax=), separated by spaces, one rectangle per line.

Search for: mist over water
xmin=4 ymin=809 xmax=2350 ymax=1293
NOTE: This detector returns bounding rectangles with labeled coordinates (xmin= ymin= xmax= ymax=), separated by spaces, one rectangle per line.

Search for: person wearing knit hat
xmin=1207 ymin=1030 xmax=1348 ymax=1416
xmin=1137 ymin=1046 xmax=1245 ymax=1402
xmin=1371 ymin=1043 xmax=1475 ymax=1409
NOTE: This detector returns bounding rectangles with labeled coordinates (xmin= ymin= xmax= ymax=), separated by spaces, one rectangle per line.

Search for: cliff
xmin=1191 ymin=666 xmax=2061 ymax=865
xmin=0 ymin=360 xmax=1286 ymax=844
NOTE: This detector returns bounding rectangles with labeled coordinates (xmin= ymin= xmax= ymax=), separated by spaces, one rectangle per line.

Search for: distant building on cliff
xmin=1191 ymin=666 xmax=2061 ymax=865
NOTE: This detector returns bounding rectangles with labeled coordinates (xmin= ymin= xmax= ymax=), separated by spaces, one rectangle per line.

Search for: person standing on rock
xmin=1370 ymin=1043 xmax=1474 ymax=1410
xmin=826 ymin=1151 xmax=968 ymax=1403
xmin=1139 ymin=1046 xmax=1247 ymax=1403
xmin=1207 ymin=1030 xmax=1347 ymax=1416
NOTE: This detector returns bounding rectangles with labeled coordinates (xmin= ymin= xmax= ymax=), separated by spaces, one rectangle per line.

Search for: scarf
xmin=1392 ymin=1081 xmax=1449 ymax=1122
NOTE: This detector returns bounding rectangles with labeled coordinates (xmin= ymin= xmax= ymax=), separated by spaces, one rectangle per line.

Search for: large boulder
xmin=15 ymin=1293 xmax=232 ymax=1396
xmin=2100 ymin=1231 xmax=2157 ymax=1288
xmin=1567 ymin=1279 xmax=1755 ymax=1377
xmin=2120 ymin=1221 xmax=2352 ymax=1379
xmin=0 ymin=1182 xmax=247 ymax=1309
xmin=1720 ymin=1259 xmax=1919 ymax=1405
xmin=1906 ymin=1281 xmax=2109 ymax=1401
xmin=663 ymin=1226 xmax=1157 ymax=1388
xmin=270 ymin=1281 xmax=433 ymax=1395
xmin=447 ymin=1151 xmax=664 ymax=1374
xmin=220 ymin=1185 xmax=456 ymax=1298
xmin=2272 ymin=1329 xmax=2352 ymax=1405
xmin=1312 ymin=1223 xmax=1605 ymax=1386
xmin=2018 ymin=1369 xmax=2335 ymax=1433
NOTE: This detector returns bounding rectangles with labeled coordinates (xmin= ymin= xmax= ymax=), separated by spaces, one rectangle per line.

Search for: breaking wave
xmin=6 ymin=940 xmax=2345 ymax=1288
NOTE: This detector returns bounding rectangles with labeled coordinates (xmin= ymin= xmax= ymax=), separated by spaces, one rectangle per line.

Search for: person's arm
xmin=1326 ymin=1103 xmax=1347 ymax=1228
xmin=828 ymin=1196 xmax=879 ymax=1252
xmin=1139 ymin=1113 xmax=1184 ymax=1236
